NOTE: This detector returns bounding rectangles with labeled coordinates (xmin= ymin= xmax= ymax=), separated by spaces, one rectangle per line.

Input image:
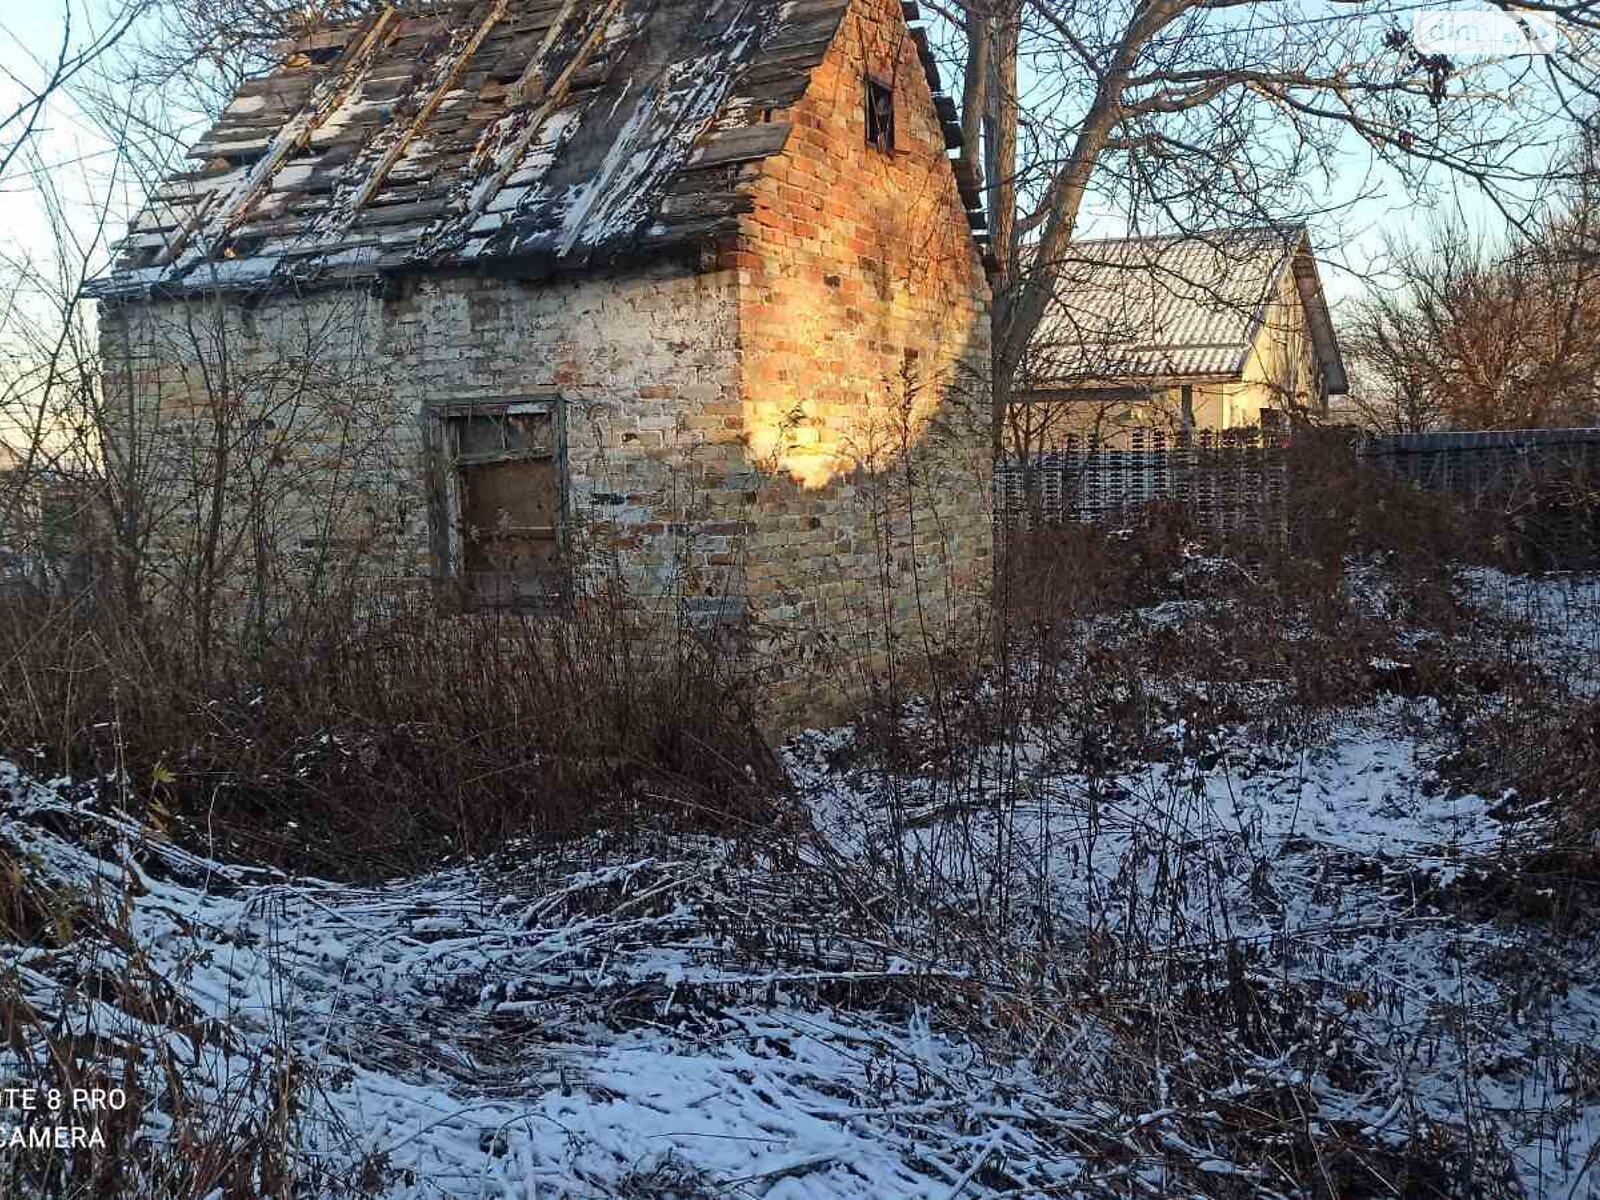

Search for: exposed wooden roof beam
xmin=161 ymin=5 xmax=402 ymax=266
xmin=506 ymin=0 xmax=586 ymax=106
xmin=461 ymin=0 xmax=629 ymax=224
xmin=349 ymin=0 xmax=511 ymax=214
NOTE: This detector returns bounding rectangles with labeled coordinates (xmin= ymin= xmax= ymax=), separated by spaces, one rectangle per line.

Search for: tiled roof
xmin=90 ymin=0 xmax=973 ymax=299
xmin=1023 ymin=226 xmax=1346 ymax=393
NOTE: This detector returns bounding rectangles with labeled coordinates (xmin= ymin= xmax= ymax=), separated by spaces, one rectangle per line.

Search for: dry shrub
xmin=1290 ymin=427 xmax=1600 ymax=574
xmin=905 ymin=454 xmax=1534 ymax=787
xmin=1287 ymin=428 xmax=1468 ymax=570
xmin=998 ymin=499 xmax=1194 ymax=628
xmin=0 ymin=581 xmax=783 ymax=880
xmin=1494 ymin=461 xmax=1600 ymax=571
xmin=1536 ymin=698 xmax=1600 ymax=853
xmin=1451 ymin=692 xmax=1600 ymax=867
xmin=997 ymin=496 xmax=1465 ymax=723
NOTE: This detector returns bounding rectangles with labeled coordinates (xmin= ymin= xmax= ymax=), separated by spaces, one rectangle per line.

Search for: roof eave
xmin=1287 ymin=233 xmax=1349 ymax=394
xmin=87 ymin=235 xmax=720 ymax=304
xmin=1015 ymin=369 xmax=1245 ymax=396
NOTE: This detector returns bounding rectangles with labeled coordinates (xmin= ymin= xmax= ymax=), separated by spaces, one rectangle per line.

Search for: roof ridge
xmin=1036 ymin=222 xmax=1306 ymax=252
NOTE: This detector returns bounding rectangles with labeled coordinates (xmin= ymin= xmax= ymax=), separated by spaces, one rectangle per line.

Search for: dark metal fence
xmin=997 ymin=425 xmax=1600 ymax=568
xmin=1360 ymin=427 xmax=1600 ymax=495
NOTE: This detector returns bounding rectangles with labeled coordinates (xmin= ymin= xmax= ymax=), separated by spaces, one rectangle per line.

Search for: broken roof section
xmin=92 ymin=0 xmax=974 ymax=299
xmin=1023 ymin=226 xmax=1348 ymax=394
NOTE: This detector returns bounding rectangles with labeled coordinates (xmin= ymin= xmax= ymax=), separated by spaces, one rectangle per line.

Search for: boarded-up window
xmin=438 ymin=403 xmax=563 ymax=608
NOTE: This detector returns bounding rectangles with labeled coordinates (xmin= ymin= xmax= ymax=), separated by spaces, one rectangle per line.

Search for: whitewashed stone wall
xmin=100 ymin=262 xmax=750 ymax=618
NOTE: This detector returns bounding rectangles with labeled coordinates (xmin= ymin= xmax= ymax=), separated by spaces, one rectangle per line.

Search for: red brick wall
xmin=729 ymin=0 xmax=993 ymax=689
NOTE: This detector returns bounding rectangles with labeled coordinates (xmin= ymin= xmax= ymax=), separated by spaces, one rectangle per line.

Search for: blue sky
xmin=1 ymin=3 xmax=153 ymax=273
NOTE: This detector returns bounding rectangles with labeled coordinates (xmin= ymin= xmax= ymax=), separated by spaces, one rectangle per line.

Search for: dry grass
xmin=0 ymin=581 xmax=783 ymax=880
xmin=0 ymin=836 xmax=381 ymax=1200
xmin=1443 ymin=690 xmax=1600 ymax=899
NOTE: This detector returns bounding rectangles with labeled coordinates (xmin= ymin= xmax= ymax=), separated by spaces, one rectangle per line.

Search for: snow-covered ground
xmin=793 ymin=696 xmax=1600 ymax=1197
xmin=2 ymin=768 xmax=1083 ymax=1198
xmin=1459 ymin=567 xmax=1600 ymax=693
xmin=3 ymin=570 xmax=1600 ymax=1198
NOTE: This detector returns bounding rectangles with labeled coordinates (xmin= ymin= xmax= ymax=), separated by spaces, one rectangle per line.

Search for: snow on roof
xmin=1023 ymin=226 xmax=1348 ymax=395
xmin=92 ymin=0 xmax=962 ymax=299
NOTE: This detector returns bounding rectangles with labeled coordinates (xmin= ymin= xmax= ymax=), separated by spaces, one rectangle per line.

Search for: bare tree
xmin=1344 ymin=186 xmax=1600 ymax=432
xmin=122 ymin=0 xmax=378 ymax=116
xmin=1340 ymin=307 xmax=1446 ymax=434
xmin=1 ymin=0 xmax=407 ymax=653
xmin=926 ymin=0 xmax=1600 ymax=449
xmin=0 ymin=2 xmax=155 ymax=589
xmin=0 ymin=1 xmax=147 ymax=186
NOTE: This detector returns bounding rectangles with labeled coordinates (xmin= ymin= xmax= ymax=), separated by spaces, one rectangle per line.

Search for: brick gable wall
xmin=729 ymin=0 xmax=993 ymax=706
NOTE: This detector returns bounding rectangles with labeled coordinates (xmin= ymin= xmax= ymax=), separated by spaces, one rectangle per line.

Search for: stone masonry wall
xmin=98 ymin=263 xmax=749 ymax=633
xmin=728 ymin=0 xmax=994 ymax=705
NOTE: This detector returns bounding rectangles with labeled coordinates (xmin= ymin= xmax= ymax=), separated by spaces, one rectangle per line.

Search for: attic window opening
xmin=865 ymin=77 xmax=894 ymax=151
xmin=434 ymin=403 xmax=566 ymax=610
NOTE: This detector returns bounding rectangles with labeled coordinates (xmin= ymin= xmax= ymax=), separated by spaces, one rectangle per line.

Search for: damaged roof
xmin=1023 ymin=226 xmax=1348 ymax=395
xmin=92 ymin=0 xmax=971 ymax=299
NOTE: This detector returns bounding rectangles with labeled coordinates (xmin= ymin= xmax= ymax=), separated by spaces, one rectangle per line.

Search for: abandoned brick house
xmin=90 ymin=0 xmax=993 ymax=697
xmin=1013 ymin=226 xmax=1347 ymax=446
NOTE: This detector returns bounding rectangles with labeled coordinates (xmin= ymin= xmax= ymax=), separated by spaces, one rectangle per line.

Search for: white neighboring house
xmin=1014 ymin=225 xmax=1348 ymax=447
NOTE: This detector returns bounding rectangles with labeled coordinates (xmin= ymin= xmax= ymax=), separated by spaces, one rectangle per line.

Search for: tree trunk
xmin=987 ymin=1 xmax=1019 ymax=458
xmin=959 ymin=6 xmax=989 ymax=197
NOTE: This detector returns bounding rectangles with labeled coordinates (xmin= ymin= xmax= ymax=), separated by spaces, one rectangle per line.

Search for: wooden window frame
xmin=428 ymin=395 xmax=568 ymax=611
xmin=865 ymin=75 xmax=895 ymax=152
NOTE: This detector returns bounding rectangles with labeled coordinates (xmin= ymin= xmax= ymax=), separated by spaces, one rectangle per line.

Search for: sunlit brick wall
xmin=729 ymin=0 xmax=994 ymax=704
